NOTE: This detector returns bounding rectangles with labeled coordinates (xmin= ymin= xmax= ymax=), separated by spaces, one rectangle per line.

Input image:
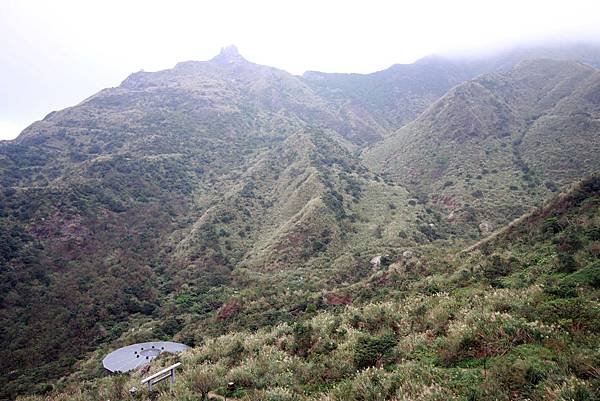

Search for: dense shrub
xmin=187 ymin=365 xmax=223 ymax=400
xmin=562 ymin=261 xmax=600 ymax=288
xmin=291 ymin=323 xmax=314 ymax=358
xmin=557 ymin=252 xmax=577 ymax=273
xmin=354 ymin=332 xmax=397 ymax=369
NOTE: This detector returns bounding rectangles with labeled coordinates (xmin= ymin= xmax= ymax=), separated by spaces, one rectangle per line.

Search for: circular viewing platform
xmin=102 ymin=341 xmax=189 ymax=373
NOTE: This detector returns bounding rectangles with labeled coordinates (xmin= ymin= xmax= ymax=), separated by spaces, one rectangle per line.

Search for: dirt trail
xmin=209 ymin=391 xmax=239 ymax=401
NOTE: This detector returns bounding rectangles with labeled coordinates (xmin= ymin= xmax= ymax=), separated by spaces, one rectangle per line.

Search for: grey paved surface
xmin=102 ymin=341 xmax=189 ymax=372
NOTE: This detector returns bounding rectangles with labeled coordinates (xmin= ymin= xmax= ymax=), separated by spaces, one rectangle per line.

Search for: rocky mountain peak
xmin=212 ymin=45 xmax=246 ymax=64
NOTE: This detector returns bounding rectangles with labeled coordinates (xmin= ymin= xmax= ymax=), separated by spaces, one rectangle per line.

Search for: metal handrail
xmin=140 ymin=362 xmax=182 ymax=390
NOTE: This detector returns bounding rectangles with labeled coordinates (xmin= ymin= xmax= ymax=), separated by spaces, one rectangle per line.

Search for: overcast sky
xmin=1 ymin=0 xmax=600 ymax=140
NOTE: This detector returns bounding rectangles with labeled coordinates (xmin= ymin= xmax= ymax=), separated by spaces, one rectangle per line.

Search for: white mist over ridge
xmin=2 ymin=0 xmax=600 ymax=140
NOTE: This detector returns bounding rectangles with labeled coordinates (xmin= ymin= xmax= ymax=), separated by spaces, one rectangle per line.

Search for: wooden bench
xmin=140 ymin=362 xmax=182 ymax=391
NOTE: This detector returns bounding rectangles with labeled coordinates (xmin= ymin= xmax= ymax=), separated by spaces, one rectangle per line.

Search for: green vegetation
xmin=365 ymin=59 xmax=600 ymax=238
xmin=14 ymin=175 xmax=600 ymax=400
xmin=1 ymin=46 xmax=600 ymax=400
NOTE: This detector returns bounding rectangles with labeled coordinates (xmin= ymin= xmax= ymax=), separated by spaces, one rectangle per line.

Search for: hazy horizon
xmin=2 ymin=0 xmax=600 ymax=140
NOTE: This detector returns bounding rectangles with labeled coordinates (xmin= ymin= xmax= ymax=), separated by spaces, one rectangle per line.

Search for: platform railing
xmin=140 ymin=362 xmax=182 ymax=391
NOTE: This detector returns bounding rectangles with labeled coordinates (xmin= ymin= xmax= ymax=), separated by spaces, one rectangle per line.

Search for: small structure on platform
xmin=102 ymin=341 xmax=189 ymax=373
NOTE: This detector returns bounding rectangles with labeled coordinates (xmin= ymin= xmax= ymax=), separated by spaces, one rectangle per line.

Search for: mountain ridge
xmin=15 ymin=174 xmax=600 ymax=401
xmin=364 ymin=58 xmax=600 ymax=236
xmin=1 ymin=43 xmax=600 ymax=400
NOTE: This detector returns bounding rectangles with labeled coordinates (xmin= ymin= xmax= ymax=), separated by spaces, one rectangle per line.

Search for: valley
xmin=0 ymin=44 xmax=599 ymax=401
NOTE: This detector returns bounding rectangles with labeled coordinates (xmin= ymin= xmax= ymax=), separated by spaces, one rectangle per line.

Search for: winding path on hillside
xmin=209 ymin=391 xmax=239 ymax=401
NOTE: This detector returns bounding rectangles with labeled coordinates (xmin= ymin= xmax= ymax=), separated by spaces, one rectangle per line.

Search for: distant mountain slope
xmin=0 ymin=47 xmax=431 ymax=399
xmin=302 ymin=56 xmax=477 ymax=131
xmin=2 ymin=44 xmax=600 ymax=400
xmin=364 ymin=59 xmax=600 ymax=237
xmin=462 ymin=41 xmax=600 ymax=73
xmin=302 ymin=42 xmax=600 ymax=133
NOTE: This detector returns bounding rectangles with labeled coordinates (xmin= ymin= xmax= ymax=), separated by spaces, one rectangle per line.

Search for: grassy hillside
xmin=302 ymin=42 xmax=600 ymax=133
xmin=2 ymin=45 xmax=600 ymax=400
xmin=0 ymin=47 xmax=434 ymax=400
xmin=17 ymin=176 xmax=599 ymax=401
xmin=364 ymin=59 xmax=600 ymax=238
xmin=302 ymin=56 xmax=477 ymax=132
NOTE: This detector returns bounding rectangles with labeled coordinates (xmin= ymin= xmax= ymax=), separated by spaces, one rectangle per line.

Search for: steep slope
xmin=0 ymin=47 xmax=430 ymax=399
xmin=464 ymin=41 xmax=600 ymax=73
xmin=3 ymin=44 xmax=600 ymax=400
xmin=302 ymin=56 xmax=477 ymax=132
xmin=364 ymin=59 xmax=600 ymax=237
xmin=302 ymin=42 xmax=600 ymax=134
xmin=18 ymin=176 xmax=600 ymax=401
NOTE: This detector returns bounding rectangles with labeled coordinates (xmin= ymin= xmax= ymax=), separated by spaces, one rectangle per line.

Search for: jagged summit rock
xmin=211 ymin=45 xmax=247 ymax=64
